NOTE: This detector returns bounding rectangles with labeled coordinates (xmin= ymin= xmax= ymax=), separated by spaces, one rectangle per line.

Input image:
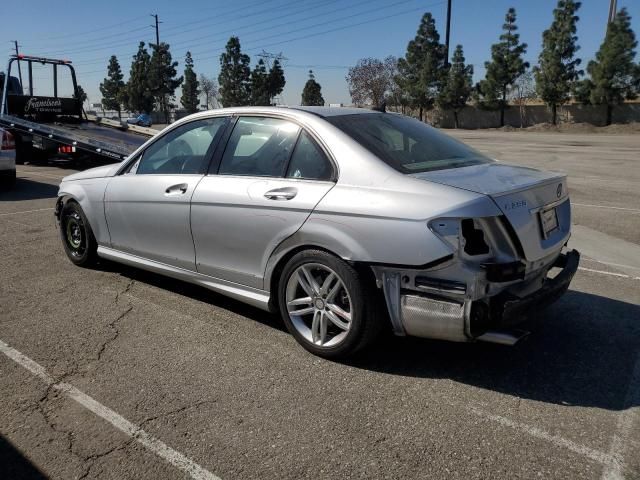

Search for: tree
xmin=74 ymin=85 xmax=88 ymax=105
xmin=149 ymin=42 xmax=183 ymax=123
xmin=476 ymin=8 xmax=529 ymax=126
xmin=181 ymin=51 xmax=200 ymax=113
xmin=534 ymin=0 xmax=582 ymax=125
xmin=397 ymin=12 xmax=447 ymax=120
xmin=250 ymin=59 xmax=270 ymax=106
xmin=126 ymin=42 xmax=154 ymax=114
xmin=218 ymin=36 xmax=251 ymax=107
xmin=199 ymin=74 xmax=218 ymax=109
xmin=301 ymin=70 xmax=325 ymax=106
xmin=267 ymin=59 xmax=286 ymax=104
xmin=99 ymin=55 xmax=126 ymax=119
xmin=509 ymin=70 xmax=536 ymax=127
xmin=346 ymin=57 xmax=393 ymax=107
xmin=437 ymin=45 xmax=473 ymax=128
xmin=583 ymin=8 xmax=638 ymax=125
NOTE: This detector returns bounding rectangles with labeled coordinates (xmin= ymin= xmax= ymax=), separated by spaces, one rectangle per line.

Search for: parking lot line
xmin=17 ymin=170 xmax=68 ymax=181
xmin=578 ymin=267 xmax=640 ymax=281
xmin=0 ymin=207 xmax=54 ymax=216
xmin=468 ymin=407 xmax=615 ymax=467
xmin=601 ymin=352 xmax=640 ymax=480
xmin=572 ymin=203 xmax=640 ymax=214
xmin=0 ymin=339 xmax=221 ymax=480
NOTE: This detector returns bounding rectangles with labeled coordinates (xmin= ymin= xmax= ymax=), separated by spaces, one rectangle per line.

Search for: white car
xmin=0 ymin=127 xmax=16 ymax=187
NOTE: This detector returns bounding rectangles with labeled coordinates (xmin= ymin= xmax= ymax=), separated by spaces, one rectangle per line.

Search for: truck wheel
xmin=278 ymin=249 xmax=383 ymax=359
xmin=60 ymin=200 xmax=98 ymax=267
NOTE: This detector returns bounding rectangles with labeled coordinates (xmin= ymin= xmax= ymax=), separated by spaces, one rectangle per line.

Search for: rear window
xmin=326 ymin=113 xmax=492 ymax=173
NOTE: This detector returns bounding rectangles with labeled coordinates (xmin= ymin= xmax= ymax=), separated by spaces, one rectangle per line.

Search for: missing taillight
xmin=461 ymin=219 xmax=490 ymax=255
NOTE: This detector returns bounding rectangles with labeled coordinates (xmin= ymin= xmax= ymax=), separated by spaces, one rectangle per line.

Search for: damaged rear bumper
xmin=377 ymin=249 xmax=580 ymax=344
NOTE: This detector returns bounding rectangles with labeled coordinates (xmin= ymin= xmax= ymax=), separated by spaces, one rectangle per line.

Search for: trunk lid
xmin=414 ymin=163 xmax=571 ymax=261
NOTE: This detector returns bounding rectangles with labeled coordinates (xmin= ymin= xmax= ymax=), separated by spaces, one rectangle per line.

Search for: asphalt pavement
xmin=0 ymin=130 xmax=638 ymax=479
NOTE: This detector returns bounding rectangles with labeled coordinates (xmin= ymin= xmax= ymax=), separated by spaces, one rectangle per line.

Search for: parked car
xmin=126 ymin=113 xmax=152 ymax=128
xmin=56 ymin=107 xmax=579 ymax=358
xmin=0 ymin=127 xmax=16 ymax=187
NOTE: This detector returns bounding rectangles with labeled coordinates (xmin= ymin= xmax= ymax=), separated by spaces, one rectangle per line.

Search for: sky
xmin=2 ymin=0 xmax=639 ymax=108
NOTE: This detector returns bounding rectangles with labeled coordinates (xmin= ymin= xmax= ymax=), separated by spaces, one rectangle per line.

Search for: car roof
xmin=285 ymin=106 xmax=378 ymax=117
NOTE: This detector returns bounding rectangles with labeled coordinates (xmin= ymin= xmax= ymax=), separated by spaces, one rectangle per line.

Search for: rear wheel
xmin=59 ymin=201 xmax=98 ymax=267
xmin=278 ymin=250 xmax=382 ymax=359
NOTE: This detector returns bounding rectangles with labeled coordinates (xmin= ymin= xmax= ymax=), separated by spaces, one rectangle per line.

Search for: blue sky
xmin=2 ymin=0 xmax=639 ymax=107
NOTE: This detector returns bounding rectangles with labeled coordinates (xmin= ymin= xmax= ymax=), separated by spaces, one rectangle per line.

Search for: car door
xmin=191 ymin=116 xmax=336 ymax=289
xmin=104 ymin=116 xmax=228 ymax=270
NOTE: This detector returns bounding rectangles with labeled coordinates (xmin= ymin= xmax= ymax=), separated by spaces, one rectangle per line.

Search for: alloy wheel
xmin=285 ymin=263 xmax=352 ymax=347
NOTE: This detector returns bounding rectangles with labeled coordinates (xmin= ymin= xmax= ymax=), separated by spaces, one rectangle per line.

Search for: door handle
xmin=165 ymin=183 xmax=188 ymax=195
xmin=264 ymin=187 xmax=297 ymax=201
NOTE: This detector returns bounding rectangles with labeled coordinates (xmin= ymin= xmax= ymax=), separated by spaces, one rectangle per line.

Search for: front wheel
xmin=278 ymin=250 xmax=382 ymax=359
xmin=59 ymin=201 xmax=98 ymax=267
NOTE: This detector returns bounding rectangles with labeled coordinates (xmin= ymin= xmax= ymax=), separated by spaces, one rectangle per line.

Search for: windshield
xmin=326 ymin=113 xmax=492 ymax=173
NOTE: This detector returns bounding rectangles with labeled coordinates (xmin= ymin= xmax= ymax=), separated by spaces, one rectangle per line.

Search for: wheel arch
xmin=57 ymin=181 xmax=110 ymax=245
xmin=265 ymin=242 xmax=380 ymax=313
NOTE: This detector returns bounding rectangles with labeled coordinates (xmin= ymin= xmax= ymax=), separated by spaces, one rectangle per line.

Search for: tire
xmin=278 ymin=249 xmax=383 ymax=359
xmin=59 ymin=200 xmax=98 ymax=267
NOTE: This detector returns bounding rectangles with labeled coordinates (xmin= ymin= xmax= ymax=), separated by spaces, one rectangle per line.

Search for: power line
xmin=31 ymin=15 xmax=149 ymax=42
xmin=69 ymin=0 xmax=343 ymax=65
xmin=32 ymin=0 xmax=291 ymax=57
xmin=190 ymin=0 xmax=443 ymax=61
xmin=73 ymin=0 xmax=443 ymax=80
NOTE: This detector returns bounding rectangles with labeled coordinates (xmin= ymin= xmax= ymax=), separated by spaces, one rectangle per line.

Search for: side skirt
xmin=97 ymin=246 xmax=271 ymax=311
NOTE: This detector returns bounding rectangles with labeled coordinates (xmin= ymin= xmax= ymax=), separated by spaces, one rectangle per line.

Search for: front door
xmin=104 ymin=116 xmax=228 ymax=270
xmin=191 ymin=116 xmax=336 ymax=289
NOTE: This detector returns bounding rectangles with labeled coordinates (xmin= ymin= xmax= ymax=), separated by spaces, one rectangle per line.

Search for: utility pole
xmin=444 ymin=0 xmax=452 ymax=66
xmin=11 ymin=40 xmax=23 ymax=87
xmin=607 ymin=0 xmax=617 ymax=24
xmin=150 ymin=14 xmax=161 ymax=45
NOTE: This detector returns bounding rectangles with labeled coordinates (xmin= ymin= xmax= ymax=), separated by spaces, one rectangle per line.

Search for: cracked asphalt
xmin=1 ymin=130 xmax=639 ymax=479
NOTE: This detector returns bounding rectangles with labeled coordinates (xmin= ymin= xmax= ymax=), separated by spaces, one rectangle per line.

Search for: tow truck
xmin=0 ymin=54 xmax=154 ymax=166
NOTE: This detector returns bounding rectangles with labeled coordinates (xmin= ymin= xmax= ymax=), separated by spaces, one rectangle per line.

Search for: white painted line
xmin=468 ymin=407 xmax=615 ymax=467
xmin=578 ymin=267 xmax=640 ymax=281
xmin=0 ymin=339 xmax=220 ymax=480
xmin=0 ymin=207 xmax=54 ymax=217
xmin=572 ymin=203 xmax=640 ymax=214
xmin=601 ymin=351 xmax=640 ymax=480
xmin=585 ymin=259 xmax=640 ymax=272
xmin=17 ymin=170 xmax=67 ymax=181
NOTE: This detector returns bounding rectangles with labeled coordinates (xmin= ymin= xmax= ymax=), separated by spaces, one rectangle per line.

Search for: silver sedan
xmin=56 ymin=107 xmax=579 ymax=358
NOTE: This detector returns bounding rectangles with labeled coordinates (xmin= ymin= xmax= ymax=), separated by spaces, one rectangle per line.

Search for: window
xmin=286 ymin=131 xmax=333 ymax=181
xmin=326 ymin=113 xmax=492 ymax=174
xmin=134 ymin=117 xmax=227 ymax=175
xmin=218 ymin=117 xmax=300 ymax=177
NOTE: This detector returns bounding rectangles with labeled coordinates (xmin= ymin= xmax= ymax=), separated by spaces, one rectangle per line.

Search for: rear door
xmin=104 ymin=116 xmax=228 ymax=270
xmin=191 ymin=116 xmax=336 ymax=289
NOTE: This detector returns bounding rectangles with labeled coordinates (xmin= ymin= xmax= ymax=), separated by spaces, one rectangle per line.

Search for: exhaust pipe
xmin=476 ymin=329 xmax=530 ymax=346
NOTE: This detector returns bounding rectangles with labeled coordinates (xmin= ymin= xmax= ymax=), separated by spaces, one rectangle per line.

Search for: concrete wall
xmin=398 ymin=103 xmax=640 ymax=129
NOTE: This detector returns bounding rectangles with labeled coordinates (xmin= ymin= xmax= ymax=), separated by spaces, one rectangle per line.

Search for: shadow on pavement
xmin=349 ymin=289 xmax=640 ymax=412
xmin=96 ymin=259 xmax=640 ymax=412
xmin=0 ymin=435 xmax=47 ymax=480
xmin=0 ymin=177 xmax=59 ymax=201
xmin=97 ymin=261 xmax=286 ymax=333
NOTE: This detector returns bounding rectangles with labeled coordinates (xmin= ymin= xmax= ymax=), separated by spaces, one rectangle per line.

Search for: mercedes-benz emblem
xmin=556 ymin=183 xmax=563 ymax=198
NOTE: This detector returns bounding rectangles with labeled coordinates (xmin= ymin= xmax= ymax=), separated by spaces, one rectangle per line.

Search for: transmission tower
xmin=257 ymin=50 xmax=288 ymax=105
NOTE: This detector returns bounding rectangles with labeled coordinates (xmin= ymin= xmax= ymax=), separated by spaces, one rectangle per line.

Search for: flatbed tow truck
xmin=0 ymin=54 xmax=154 ymax=165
